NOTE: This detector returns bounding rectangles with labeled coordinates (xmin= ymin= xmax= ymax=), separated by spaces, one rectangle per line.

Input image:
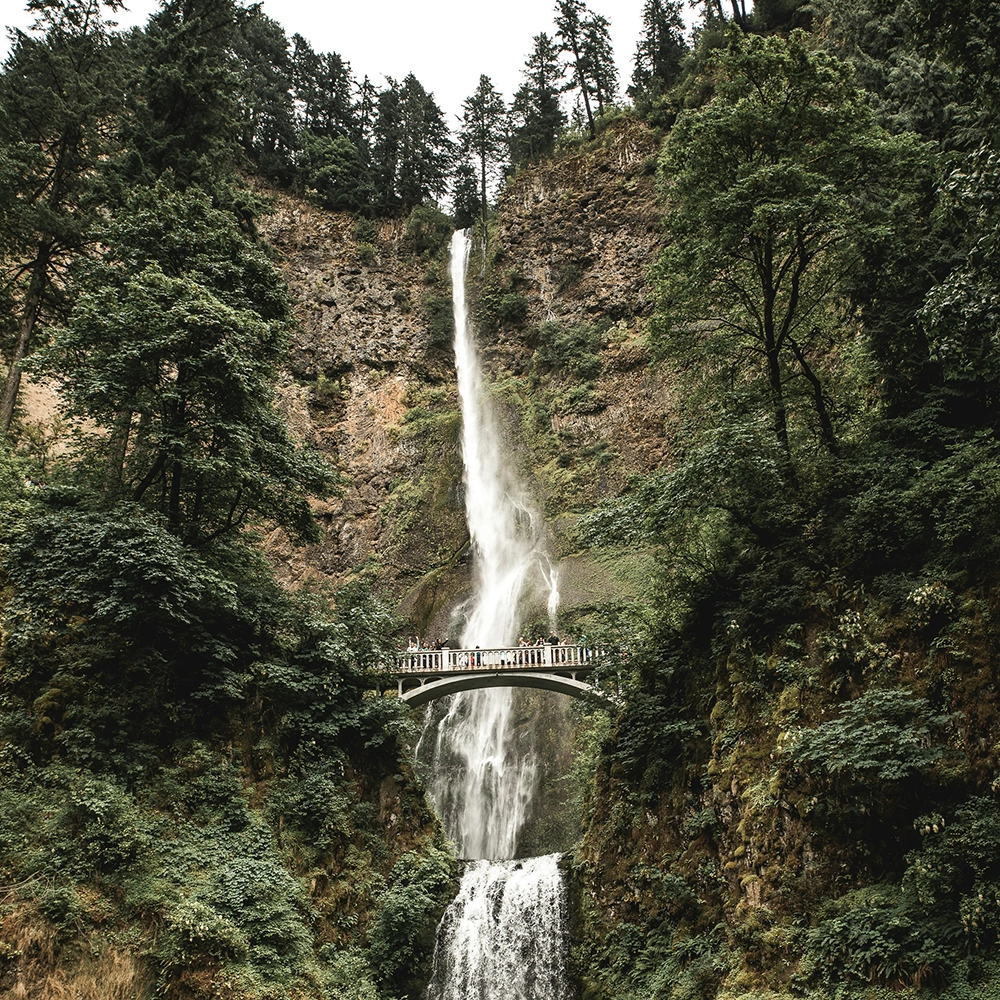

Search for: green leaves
xmin=786 ymin=688 xmax=953 ymax=783
xmin=654 ymin=28 xmax=932 ymax=461
xmin=39 ymin=186 xmax=332 ymax=545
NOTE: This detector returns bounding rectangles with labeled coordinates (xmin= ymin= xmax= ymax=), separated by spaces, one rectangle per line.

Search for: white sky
xmin=2 ymin=0 xmax=701 ymax=129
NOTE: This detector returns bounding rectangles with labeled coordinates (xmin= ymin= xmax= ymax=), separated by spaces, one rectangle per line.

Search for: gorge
xmin=2 ymin=6 xmax=1000 ymax=999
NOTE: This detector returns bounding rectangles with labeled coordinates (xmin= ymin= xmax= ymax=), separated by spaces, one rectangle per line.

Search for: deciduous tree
xmin=653 ymin=29 xmax=929 ymax=465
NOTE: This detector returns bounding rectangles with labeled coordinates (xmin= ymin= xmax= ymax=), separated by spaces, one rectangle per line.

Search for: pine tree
xmin=554 ymin=0 xmax=616 ymax=137
xmin=118 ymin=0 xmax=244 ymax=192
xmin=459 ymin=75 xmax=508 ymax=231
xmin=233 ymin=8 xmax=296 ymax=182
xmin=584 ymin=13 xmax=617 ymax=117
xmin=555 ymin=0 xmax=596 ymax=137
xmin=510 ymin=33 xmax=565 ymax=166
xmin=290 ymin=34 xmax=356 ymax=139
xmin=630 ymin=0 xmax=688 ymax=107
xmin=451 ymin=162 xmax=481 ymax=229
xmin=372 ymin=75 xmax=453 ymax=214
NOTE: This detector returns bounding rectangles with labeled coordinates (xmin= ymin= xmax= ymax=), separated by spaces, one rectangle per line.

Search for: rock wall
xmin=260 ymin=118 xmax=676 ymax=636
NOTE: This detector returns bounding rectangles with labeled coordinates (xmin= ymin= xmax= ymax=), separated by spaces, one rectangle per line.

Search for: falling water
xmin=424 ymin=855 xmax=571 ymax=1000
xmin=418 ymin=229 xmax=558 ymax=862
xmin=418 ymin=231 xmax=571 ymax=1000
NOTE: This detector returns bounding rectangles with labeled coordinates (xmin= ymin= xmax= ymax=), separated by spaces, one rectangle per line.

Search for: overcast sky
xmin=2 ymin=0 xmax=700 ymax=128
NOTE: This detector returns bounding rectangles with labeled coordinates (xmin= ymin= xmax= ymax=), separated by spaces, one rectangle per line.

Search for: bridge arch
xmin=390 ymin=644 xmax=610 ymax=707
xmin=399 ymin=670 xmax=596 ymax=707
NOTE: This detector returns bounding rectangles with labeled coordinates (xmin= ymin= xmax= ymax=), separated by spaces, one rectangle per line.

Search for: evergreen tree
xmin=290 ymin=34 xmax=356 ymax=139
xmin=372 ymin=75 xmax=453 ymax=214
xmin=510 ymin=33 xmax=565 ymax=166
xmin=555 ymin=0 xmax=596 ymax=137
xmin=630 ymin=0 xmax=688 ymax=108
xmin=584 ymin=12 xmax=617 ymax=116
xmin=555 ymin=0 xmax=616 ymax=137
xmin=0 ymin=0 xmax=126 ymax=438
xmin=118 ymin=0 xmax=244 ymax=193
xmin=451 ymin=162 xmax=480 ymax=230
xmin=370 ymin=77 xmax=403 ymax=213
xmin=42 ymin=186 xmax=331 ymax=544
xmin=397 ymin=75 xmax=454 ymax=212
xmin=459 ymin=75 xmax=508 ymax=232
xmin=233 ymin=8 xmax=296 ymax=182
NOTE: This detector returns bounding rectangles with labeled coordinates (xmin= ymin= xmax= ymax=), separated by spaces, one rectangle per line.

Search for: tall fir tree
xmin=555 ymin=0 xmax=616 ymax=137
xmin=233 ymin=8 xmax=296 ymax=182
xmin=0 ymin=0 xmax=126 ymax=437
xmin=630 ymin=0 xmax=688 ymax=108
xmin=459 ymin=75 xmax=508 ymax=232
xmin=555 ymin=0 xmax=596 ymax=137
xmin=118 ymin=0 xmax=244 ymax=193
xmin=510 ymin=33 xmax=565 ymax=166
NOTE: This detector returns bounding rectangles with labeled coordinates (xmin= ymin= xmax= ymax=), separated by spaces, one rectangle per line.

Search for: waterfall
xmin=424 ymin=855 xmax=571 ymax=1000
xmin=417 ymin=229 xmax=557 ymax=862
xmin=418 ymin=231 xmax=571 ymax=1000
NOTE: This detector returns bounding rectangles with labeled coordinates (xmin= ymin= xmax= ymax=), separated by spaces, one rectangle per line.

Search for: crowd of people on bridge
xmin=403 ymin=632 xmax=575 ymax=666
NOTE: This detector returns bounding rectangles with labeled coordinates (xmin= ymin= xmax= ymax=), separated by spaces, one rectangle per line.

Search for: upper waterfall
xmin=450 ymin=230 xmax=558 ymax=646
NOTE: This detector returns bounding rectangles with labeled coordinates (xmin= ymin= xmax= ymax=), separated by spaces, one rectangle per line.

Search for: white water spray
xmin=450 ymin=229 xmax=556 ymax=650
xmin=425 ymin=854 xmax=571 ymax=1000
xmin=418 ymin=230 xmax=558 ymax=861
xmin=419 ymin=231 xmax=571 ymax=1000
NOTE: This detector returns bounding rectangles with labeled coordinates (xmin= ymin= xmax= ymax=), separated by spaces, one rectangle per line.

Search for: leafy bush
xmin=802 ymin=883 xmax=958 ymax=986
xmin=405 ymin=203 xmax=453 ymax=257
xmin=535 ymin=321 xmax=604 ymax=379
xmin=786 ymin=688 xmax=953 ymax=783
xmin=367 ymin=846 xmax=457 ymax=996
xmin=422 ymin=292 xmax=455 ymax=346
xmin=297 ymin=133 xmax=368 ymax=211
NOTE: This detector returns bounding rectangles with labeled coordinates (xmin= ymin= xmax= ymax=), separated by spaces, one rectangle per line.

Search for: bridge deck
xmin=396 ymin=644 xmax=598 ymax=674
xmin=390 ymin=645 xmax=602 ymax=705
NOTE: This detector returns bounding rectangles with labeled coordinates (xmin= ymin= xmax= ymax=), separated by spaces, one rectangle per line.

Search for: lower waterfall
xmin=417 ymin=230 xmax=573 ymax=999
xmin=425 ymin=855 xmax=571 ymax=1000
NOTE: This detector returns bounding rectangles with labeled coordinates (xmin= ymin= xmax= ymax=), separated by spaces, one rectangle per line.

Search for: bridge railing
xmin=395 ymin=644 xmax=601 ymax=673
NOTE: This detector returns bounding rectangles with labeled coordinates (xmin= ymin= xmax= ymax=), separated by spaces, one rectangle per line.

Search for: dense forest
xmin=2 ymin=0 xmax=1000 ymax=998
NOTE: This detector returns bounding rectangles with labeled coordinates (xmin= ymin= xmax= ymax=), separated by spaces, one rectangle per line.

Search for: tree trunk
xmin=1 ymin=240 xmax=53 ymax=437
xmin=789 ymin=336 xmax=839 ymax=456
xmin=103 ymin=410 xmax=133 ymax=491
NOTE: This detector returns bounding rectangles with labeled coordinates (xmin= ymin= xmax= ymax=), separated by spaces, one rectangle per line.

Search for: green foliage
xmin=801 ymin=796 xmax=1000 ymax=991
xmin=535 ymin=321 xmax=604 ymax=378
xmin=2 ymin=505 xmax=257 ymax=719
xmin=422 ymin=292 xmax=456 ymax=346
xmin=802 ymin=883 xmax=959 ymax=986
xmin=510 ymin=33 xmax=566 ymax=166
xmin=654 ymin=27 xmax=932 ymax=461
xmin=367 ymin=846 xmax=457 ymax=995
xmin=405 ymin=202 xmax=454 ymax=257
xmin=39 ymin=185 xmax=333 ymax=544
xmin=786 ymin=688 xmax=954 ymax=783
xmin=297 ymin=132 xmax=369 ymax=211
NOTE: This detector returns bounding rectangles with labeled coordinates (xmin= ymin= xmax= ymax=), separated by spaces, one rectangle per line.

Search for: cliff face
xmin=260 ymin=118 xmax=675 ymax=637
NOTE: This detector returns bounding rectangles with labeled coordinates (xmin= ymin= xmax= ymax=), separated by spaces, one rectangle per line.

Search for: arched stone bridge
xmin=391 ymin=645 xmax=604 ymax=707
